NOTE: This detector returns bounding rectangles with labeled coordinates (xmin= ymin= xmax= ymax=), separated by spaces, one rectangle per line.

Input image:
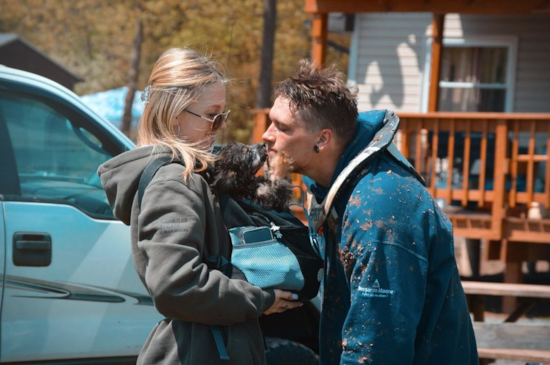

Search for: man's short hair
xmin=275 ymin=60 xmax=358 ymax=145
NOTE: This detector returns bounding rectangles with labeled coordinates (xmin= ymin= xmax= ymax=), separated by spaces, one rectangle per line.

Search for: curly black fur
xmin=210 ymin=142 xmax=293 ymax=212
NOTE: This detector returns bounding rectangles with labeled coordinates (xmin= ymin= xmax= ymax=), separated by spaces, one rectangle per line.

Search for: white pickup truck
xmin=0 ymin=66 xmax=319 ymax=364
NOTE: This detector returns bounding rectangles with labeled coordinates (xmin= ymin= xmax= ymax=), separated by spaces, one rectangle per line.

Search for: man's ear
xmin=316 ymin=129 xmax=333 ymax=152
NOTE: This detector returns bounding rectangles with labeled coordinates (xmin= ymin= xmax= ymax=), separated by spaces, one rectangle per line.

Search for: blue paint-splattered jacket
xmin=304 ymin=110 xmax=478 ymax=365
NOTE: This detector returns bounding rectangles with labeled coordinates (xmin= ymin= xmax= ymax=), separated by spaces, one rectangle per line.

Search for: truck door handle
xmin=13 ymin=232 xmax=52 ymax=267
xmin=16 ymin=240 xmax=51 ymax=251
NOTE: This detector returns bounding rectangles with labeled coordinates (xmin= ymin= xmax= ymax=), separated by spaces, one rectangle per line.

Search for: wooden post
xmin=502 ymin=240 xmax=527 ymax=314
xmin=545 ymin=123 xmax=550 ymax=209
xmin=428 ymin=13 xmax=445 ymax=112
xmin=399 ymin=126 xmax=410 ymax=159
xmin=468 ymin=294 xmax=485 ymax=322
xmin=446 ymin=118 xmax=455 ymax=205
xmin=430 ymin=119 xmax=439 ymax=196
xmin=251 ymin=109 xmax=271 ymax=144
xmin=479 ymin=120 xmax=489 ymax=207
xmin=256 ymin=0 xmax=277 ymax=109
xmin=526 ymin=121 xmax=536 ymax=206
xmin=311 ymin=13 xmax=328 ymax=67
xmin=414 ymin=122 xmax=423 ymax=172
xmin=462 ymin=120 xmax=472 ymax=206
xmin=465 ymin=239 xmax=482 ymax=278
xmin=510 ymin=120 xmax=520 ymax=208
xmin=491 ymin=120 xmax=508 ymax=240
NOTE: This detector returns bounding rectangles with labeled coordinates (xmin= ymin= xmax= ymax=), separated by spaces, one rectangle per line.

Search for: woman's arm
xmin=138 ymin=175 xmax=277 ymax=326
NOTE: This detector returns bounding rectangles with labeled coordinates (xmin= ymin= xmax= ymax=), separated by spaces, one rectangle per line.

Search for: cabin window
xmin=439 ymin=47 xmax=508 ymax=112
xmin=427 ymin=37 xmax=517 ymax=112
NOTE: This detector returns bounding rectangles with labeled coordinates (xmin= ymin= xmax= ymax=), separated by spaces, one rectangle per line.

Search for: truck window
xmin=0 ymin=90 xmax=116 ymax=219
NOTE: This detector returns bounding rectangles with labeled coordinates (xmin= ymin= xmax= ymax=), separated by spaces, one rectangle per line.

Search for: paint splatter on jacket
xmin=304 ymin=110 xmax=478 ymax=365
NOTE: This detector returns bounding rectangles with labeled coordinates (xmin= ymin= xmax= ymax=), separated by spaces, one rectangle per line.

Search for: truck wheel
xmin=265 ymin=337 xmax=319 ymax=365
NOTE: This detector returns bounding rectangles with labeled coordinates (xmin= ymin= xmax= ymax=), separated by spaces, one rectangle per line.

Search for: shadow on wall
xmin=354 ymin=12 xmax=550 ymax=113
xmin=354 ymin=13 xmax=426 ymax=111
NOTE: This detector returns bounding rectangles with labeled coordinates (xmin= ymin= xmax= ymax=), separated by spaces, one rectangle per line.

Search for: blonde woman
xmin=98 ymin=48 xmax=300 ymax=365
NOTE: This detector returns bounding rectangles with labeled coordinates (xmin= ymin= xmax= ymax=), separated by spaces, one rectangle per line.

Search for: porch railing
xmin=398 ymin=112 xmax=550 ymax=241
xmin=251 ymin=110 xmax=550 ymax=242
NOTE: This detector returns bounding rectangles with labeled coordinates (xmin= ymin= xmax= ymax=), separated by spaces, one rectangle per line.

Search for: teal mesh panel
xmin=229 ymin=226 xmax=305 ymax=291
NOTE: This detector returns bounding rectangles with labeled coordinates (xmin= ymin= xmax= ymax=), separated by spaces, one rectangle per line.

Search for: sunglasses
xmin=185 ymin=109 xmax=230 ymax=131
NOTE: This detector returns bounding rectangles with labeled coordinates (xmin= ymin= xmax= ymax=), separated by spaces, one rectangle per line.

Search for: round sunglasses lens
xmin=212 ymin=115 xmax=223 ymax=131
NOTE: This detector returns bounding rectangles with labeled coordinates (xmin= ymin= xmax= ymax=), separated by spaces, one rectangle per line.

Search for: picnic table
xmin=462 ymin=281 xmax=550 ymax=364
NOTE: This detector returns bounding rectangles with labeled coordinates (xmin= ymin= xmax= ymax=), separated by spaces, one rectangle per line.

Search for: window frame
xmin=422 ymin=36 xmax=518 ymax=112
xmin=0 ymin=88 xmax=124 ymax=220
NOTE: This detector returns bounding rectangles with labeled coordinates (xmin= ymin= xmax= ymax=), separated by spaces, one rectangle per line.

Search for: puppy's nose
xmin=251 ymin=142 xmax=266 ymax=151
xmin=250 ymin=142 xmax=267 ymax=158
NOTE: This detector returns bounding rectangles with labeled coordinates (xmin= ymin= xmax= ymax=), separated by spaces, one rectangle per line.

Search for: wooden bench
xmin=474 ymin=323 xmax=550 ymax=364
xmin=462 ymin=281 xmax=550 ymax=322
xmin=461 ymin=281 xmax=550 ymax=364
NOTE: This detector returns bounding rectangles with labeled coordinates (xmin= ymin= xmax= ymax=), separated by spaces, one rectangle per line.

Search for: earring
xmin=313 ymin=145 xmax=319 ymax=153
xmin=176 ymin=124 xmax=181 ymax=135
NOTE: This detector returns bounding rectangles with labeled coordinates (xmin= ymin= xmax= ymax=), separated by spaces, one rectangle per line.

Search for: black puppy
xmin=210 ymin=142 xmax=293 ymax=212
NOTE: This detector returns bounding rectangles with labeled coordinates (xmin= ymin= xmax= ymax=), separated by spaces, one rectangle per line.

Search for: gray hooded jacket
xmin=98 ymin=145 xmax=275 ymax=365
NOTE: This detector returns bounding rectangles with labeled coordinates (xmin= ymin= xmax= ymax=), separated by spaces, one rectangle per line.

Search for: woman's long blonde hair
xmin=137 ymin=48 xmax=226 ymax=178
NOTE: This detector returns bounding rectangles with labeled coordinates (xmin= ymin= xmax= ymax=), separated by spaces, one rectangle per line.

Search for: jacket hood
xmin=303 ymin=109 xmax=387 ymax=201
xmin=98 ymin=146 xmax=171 ymax=225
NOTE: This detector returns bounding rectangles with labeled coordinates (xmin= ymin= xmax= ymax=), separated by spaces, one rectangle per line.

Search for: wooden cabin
xmin=251 ymin=0 xmax=550 ymax=312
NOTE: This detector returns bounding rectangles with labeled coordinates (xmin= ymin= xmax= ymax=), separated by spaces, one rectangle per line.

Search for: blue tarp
xmin=80 ymin=87 xmax=144 ymax=129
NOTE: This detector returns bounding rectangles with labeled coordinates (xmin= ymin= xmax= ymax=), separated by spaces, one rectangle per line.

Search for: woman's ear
xmin=173 ymin=118 xmax=181 ymax=135
xmin=316 ymin=129 xmax=333 ymax=152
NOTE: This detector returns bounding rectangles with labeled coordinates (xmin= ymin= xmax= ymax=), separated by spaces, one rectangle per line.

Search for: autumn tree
xmin=0 ymin=0 xmax=349 ymax=142
xmin=121 ymin=2 xmax=143 ymax=137
xmin=256 ymin=0 xmax=277 ymax=109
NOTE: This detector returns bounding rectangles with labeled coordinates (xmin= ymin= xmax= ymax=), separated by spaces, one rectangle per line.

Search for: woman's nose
xmin=219 ymin=119 xmax=227 ymax=131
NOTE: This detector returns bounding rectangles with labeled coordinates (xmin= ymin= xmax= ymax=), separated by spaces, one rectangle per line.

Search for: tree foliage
xmin=0 ymin=0 xmax=349 ymax=142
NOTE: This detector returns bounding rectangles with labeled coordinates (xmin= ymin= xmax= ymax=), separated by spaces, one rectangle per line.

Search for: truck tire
xmin=265 ymin=337 xmax=319 ymax=365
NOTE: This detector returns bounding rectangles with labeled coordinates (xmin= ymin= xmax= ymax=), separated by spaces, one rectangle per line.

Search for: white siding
xmin=349 ymin=13 xmax=430 ymax=112
xmin=349 ymin=13 xmax=550 ymax=113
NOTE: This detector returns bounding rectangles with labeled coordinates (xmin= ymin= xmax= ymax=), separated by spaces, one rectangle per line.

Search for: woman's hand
xmin=264 ymin=289 xmax=303 ymax=315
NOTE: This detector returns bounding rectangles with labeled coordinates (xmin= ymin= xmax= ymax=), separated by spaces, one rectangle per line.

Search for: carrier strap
xmin=136 ymin=156 xmax=230 ymax=361
xmin=137 ymin=155 xmax=174 ymax=208
xmin=210 ymin=326 xmax=231 ymax=361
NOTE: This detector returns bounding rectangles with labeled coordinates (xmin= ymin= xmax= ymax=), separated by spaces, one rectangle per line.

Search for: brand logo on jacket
xmin=159 ymin=218 xmax=189 ymax=234
xmin=357 ymin=279 xmax=395 ymax=298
